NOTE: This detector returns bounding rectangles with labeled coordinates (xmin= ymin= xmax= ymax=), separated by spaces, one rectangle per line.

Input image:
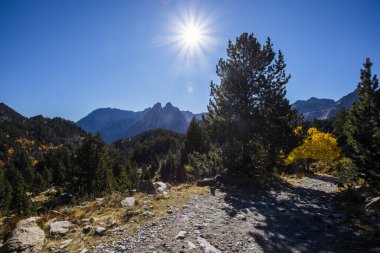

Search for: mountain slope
xmin=77 ymin=103 xmax=198 ymax=143
xmin=292 ymin=90 xmax=358 ymax=121
xmin=0 ymin=103 xmax=86 ymax=151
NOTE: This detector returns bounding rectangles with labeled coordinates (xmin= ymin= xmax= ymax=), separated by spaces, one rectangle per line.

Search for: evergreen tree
xmin=344 ymin=58 xmax=380 ymax=184
xmin=206 ymin=33 xmax=300 ymax=175
xmin=1 ymin=180 xmax=13 ymax=213
xmin=77 ymin=133 xmax=114 ymax=196
xmin=181 ymin=118 xmax=210 ymax=164
xmin=333 ymin=108 xmax=349 ymax=154
xmin=14 ymin=148 xmax=34 ymax=187
xmin=32 ymin=172 xmax=47 ymax=194
xmin=6 ymin=164 xmax=34 ymax=215
xmin=114 ymin=163 xmax=130 ymax=192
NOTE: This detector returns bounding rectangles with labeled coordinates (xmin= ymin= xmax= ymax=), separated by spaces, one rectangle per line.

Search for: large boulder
xmin=121 ymin=197 xmax=135 ymax=207
xmin=50 ymin=221 xmax=75 ymax=237
xmin=0 ymin=217 xmax=45 ymax=253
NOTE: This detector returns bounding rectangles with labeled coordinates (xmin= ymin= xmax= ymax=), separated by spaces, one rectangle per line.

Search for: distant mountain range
xmin=77 ymin=102 xmax=203 ymax=143
xmin=291 ymin=90 xmax=358 ymax=121
xmin=78 ymin=90 xmax=358 ymax=143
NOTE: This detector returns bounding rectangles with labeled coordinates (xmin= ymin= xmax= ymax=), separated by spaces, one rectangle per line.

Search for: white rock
xmin=175 ymin=231 xmax=187 ymax=240
xmin=121 ymin=197 xmax=135 ymax=207
xmin=153 ymin=181 xmax=169 ymax=193
xmin=186 ymin=240 xmax=197 ymax=249
xmin=95 ymin=226 xmax=106 ymax=235
xmin=142 ymin=211 xmax=154 ymax=217
xmin=1 ymin=217 xmax=45 ymax=253
xmin=197 ymin=236 xmax=221 ymax=253
xmin=50 ymin=221 xmax=75 ymax=237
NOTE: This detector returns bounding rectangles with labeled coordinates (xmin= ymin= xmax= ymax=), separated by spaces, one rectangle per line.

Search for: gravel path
xmin=92 ymin=174 xmax=371 ymax=253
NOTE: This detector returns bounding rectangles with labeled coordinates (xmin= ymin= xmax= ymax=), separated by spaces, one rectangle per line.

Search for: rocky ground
xmin=92 ymin=174 xmax=380 ymax=253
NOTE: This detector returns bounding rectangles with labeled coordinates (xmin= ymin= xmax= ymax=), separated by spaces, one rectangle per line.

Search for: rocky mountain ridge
xmin=291 ymin=90 xmax=358 ymax=121
xmin=77 ymin=103 xmax=203 ymax=143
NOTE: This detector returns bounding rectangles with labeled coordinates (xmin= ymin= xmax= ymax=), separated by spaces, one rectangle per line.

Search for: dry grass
xmin=40 ymin=184 xmax=208 ymax=252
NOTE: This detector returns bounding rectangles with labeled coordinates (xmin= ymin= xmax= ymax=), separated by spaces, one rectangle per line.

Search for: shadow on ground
xmin=217 ymin=176 xmax=378 ymax=253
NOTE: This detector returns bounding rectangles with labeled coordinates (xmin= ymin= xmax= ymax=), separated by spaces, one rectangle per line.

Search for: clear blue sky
xmin=1 ymin=0 xmax=379 ymax=121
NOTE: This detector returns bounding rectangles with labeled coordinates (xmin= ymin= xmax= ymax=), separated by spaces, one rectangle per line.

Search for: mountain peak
xmin=152 ymin=102 xmax=162 ymax=109
xmin=164 ymin=102 xmax=173 ymax=109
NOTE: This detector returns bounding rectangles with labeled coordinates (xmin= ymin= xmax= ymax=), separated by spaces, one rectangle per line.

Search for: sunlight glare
xmin=182 ymin=24 xmax=202 ymax=46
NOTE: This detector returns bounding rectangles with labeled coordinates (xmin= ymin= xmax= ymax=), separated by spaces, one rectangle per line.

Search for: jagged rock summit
xmin=77 ymin=102 xmax=203 ymax=143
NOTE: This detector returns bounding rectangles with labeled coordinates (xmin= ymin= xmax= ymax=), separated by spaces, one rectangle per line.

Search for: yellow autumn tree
xmin=285 ymin=127 xmax=340 ymax=170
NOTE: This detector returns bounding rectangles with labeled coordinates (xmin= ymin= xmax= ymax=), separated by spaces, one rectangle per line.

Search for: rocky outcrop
xmin=0 ymin=217 xmax=45 ymax=253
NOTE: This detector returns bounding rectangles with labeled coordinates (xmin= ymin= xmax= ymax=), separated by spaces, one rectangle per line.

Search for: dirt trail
xmin=92 ymin=175 xmax=372 ymax=253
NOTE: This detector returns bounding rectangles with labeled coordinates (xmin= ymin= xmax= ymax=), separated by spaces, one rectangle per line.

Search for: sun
xmin=181 ymin=24 xmax=202 ymax=46
xmin=157 ymin=8 xmax=216 ymax=65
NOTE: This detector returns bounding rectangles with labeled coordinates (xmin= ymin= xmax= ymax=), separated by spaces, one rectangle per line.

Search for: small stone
xmin=236 ymin=214 xmax=247 ymax=221
xmin=142 ymin=211 xmax=154 ymax=217
xmin=186 ymin=240 xmax=197 ymax=250
xmin=197 ymin=236 xmax=221 ymax=253
xmin=175 ymin=231 xmax=187 ymax=240
xmin=167 ymin=209 xmax=173 ymax=214
xmin=82 ymin=225 xmax=93 ymax=234
xmin=81 ymin=218 xmax=90 ymax=223
xmin=121 ymin=197 xmax=135 ymax=207
xmin=95 ymin=226 xmax=106 ymax=236
xmin=50 ymin=221 xmax=75 ymax=237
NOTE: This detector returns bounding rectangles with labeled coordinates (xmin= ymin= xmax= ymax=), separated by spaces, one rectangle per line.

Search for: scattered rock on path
xmin=0 ymin=217 xmax=45 ymax=253
xmin=186 ymin=240 xmax=197 ymax=250
xmin=197 ymin=236 xmax=221 ymax=253
xmin=50 ymin=221 xmax=75 ymax=237
xmin=121 ymin=197 xmax=135 ymax=207
xmin=175 ymin=231 xmax=187 ymax=240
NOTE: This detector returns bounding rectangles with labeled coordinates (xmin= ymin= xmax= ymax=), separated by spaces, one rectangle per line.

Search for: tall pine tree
xmin=205 ymin=33 xmax=300 ymax=176
xmin=77 ymin=133 xmax=114 ymax=196
xmin=6 ymin=164 xmax=34 ymax=215
xmin=181 ymin=117 xmax=210 ymax=164
xmin=344 ymin=58 xmax=380 ymax=185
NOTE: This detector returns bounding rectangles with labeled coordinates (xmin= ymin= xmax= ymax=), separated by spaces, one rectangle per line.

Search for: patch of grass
xmin=40 ymin=184 xmax=208 ymax=252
